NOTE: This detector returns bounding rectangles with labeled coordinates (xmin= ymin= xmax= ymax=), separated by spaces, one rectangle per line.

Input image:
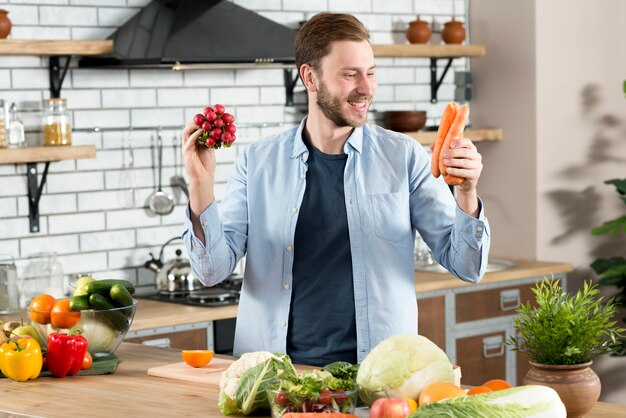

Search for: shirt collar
xmin=291 ymin=117 xmax=364 ymax=158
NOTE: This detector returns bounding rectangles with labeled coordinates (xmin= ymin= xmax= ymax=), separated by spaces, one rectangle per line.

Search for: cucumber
xmin=69 ymin=294 xmax=91 ymax=311
xmin=110 ymin=284 xmax=134 ymax=307
xmin=85 ymin=279 xmax=135 ymax=296
xmin=88 ymin=294 xmax=130 ymax=331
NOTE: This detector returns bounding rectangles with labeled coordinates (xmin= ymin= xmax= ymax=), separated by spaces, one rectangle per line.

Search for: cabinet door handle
xmin=499 ymin=289 xmax=521 ymax=311
xmin=141 ymin=337 xmax=171 ymax=348
xmin=482 ymin=335 xmax=504 ymax=358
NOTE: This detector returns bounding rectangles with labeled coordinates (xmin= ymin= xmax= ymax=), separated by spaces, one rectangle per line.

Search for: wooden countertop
xmin=0 ymin=343 xmax=622 ymax=418
xmin=130 ymin=299 xmax=238 ymax=331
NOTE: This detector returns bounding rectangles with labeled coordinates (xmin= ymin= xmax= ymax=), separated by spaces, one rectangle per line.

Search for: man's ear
xmin=300 ymin=64 xmax=318 ymax=93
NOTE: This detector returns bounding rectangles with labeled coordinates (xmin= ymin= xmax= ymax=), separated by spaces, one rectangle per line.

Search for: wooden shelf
xmin=408 ymin=128 xmax=502 ymax=145
xmin=0 ymin=145 xmax=96 ymax=165
xmin=0 ymin=40 xmax=113 ymax=56
xmin=372 ymin=44 xmax=486 ymax=58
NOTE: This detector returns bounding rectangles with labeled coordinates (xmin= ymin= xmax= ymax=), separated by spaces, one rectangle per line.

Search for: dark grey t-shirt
xmin=286 ymin=135 xmax=357 ymax=367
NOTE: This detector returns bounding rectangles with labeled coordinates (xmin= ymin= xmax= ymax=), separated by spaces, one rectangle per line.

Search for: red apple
xmin=369 ymin=397 xmax=412 ymax=418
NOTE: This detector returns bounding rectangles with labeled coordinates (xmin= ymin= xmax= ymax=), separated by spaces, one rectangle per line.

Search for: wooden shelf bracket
xmin=430 ymin=57 xmax=454 ymax=104
xmin=49 ymin=56 xmax=71 ymax=99
xmin=27 ymin=162 xmax=51 ymax=233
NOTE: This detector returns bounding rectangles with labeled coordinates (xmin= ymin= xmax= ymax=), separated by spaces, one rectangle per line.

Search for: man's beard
xmin=316 ymin=80 xmax=370 ymax=128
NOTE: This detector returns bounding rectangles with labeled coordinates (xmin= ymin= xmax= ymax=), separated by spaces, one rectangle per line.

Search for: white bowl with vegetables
xmin=26 ymin=278 xmax=137 ymax=357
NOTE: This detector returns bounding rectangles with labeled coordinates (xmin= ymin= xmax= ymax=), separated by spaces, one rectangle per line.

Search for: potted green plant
xmin=508 ymin=279 xmax=625 ymax=418
xmin=591 ymin=178 xmax=626 ymax=356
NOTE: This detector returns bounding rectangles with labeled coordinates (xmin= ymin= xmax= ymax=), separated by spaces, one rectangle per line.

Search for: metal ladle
xmin=148 ymin=129 xmax=175 ymax=215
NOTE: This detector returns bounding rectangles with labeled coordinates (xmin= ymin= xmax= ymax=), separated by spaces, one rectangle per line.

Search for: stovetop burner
xmin=140 ymin=275 xmax=242 ymax=307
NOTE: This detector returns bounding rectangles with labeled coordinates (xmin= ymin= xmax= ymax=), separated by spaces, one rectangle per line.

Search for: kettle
xmin=145 ymin=237 xmax=204 ymax=294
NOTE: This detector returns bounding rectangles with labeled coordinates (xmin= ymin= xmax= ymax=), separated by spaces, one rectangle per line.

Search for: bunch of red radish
xmin=193 ymin=104 xmax=236 ymax=149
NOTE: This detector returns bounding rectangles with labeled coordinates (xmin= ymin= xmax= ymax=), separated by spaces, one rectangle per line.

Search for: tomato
xmin=334 ymin=389 xmax=348 ymax=405
xmin=275 ymin=391 xmax=288 ymax=406
xmin=50 ymin=299 xmax=81 ymax=328
xmin=467 ymin=386 xmax=493 ymax=395
xmin=181 ymin=349 xmax=214 ymax=368
xmin=418 ymin=382 xmax=466 ymax=405
xmin=82 ymin=351 xmax=93 ymax=370
xmin=483 ymin=379 xmax=513 ymax=391
xmin=28 ymin=294 xmax=57 ymax=324
xmin=318 ymin=389 xmax=331 ymax=404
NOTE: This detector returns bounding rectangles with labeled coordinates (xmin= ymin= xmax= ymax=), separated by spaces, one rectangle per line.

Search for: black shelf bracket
xmin=429 ymin=57 xmax=454 ymax=104
xmin=49 ymin=56 xmax=72 ymax=99
xmin=283 ymin=68 xmax=301 ymax=106
xmin=27 ymin=162 xmax=51 ymax=233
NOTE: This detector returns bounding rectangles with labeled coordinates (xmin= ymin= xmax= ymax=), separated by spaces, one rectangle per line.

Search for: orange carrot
xmin=439 ymin=104 xmax=469 ymax=177
xmin=431 ymin=102 xmax=458 ymax=177
xmin=444 ymin=174 xmax=464 ymax=186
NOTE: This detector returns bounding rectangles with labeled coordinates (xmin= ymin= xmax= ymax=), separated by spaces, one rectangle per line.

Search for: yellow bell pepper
xmin=0 ymin=337 xmax=43 ymax=382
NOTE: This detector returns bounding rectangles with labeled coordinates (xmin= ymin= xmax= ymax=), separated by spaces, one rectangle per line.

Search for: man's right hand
xmin=182 ymin=118 xmax=216 ymax=239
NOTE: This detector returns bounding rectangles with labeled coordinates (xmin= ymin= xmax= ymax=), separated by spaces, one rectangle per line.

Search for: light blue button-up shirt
xmin=183 ymin=118 xmax=490 ymax=363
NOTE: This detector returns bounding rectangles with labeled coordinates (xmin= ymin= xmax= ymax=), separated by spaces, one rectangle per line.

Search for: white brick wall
xmin=0 ymin=0 xmax=467 ymax=296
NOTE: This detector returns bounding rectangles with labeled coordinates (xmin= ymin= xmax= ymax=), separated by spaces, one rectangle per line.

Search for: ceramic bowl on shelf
xmin=381 ymin=111 xmax=427 ymax=132
xmin=27 ymin=299 xmax=137 ymax=358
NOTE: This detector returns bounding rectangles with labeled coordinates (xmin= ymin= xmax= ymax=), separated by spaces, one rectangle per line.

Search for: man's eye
xmin=345 ymin=73 xmax=356 ymax=78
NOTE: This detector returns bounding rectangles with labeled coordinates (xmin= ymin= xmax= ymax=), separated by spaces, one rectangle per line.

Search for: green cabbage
xmin=74 ymin=317 xmax=117 ymax=353
xmin=356 ymin=334 xmax=454 ymax=405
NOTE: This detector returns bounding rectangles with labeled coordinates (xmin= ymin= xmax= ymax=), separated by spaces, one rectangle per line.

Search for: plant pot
xmin=523 ymin=361 xmax=601 ymax=418
xmin=405 ymin=16 xmax=431 ymax=44
xmin=0 ymin=9 xmax=12 ymax=39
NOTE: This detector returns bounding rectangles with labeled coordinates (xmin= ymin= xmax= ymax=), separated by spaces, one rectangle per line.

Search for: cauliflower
xmin=219 ymin=351 xmax=274 ymax=399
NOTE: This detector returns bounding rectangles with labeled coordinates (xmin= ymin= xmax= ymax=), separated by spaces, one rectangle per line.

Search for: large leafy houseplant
xmin=508 ymin=279 xmax=624 ymax=365
xmin=590 ymin=178 xmax=626 ymax=355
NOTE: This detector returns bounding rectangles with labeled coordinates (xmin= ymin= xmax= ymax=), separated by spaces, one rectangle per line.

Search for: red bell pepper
xmin=45 ymin=331 xmax=88 ymax=378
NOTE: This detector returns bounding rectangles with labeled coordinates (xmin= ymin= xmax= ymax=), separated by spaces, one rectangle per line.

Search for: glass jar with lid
xmin=42 ymin=97 xmax=72 ymax=146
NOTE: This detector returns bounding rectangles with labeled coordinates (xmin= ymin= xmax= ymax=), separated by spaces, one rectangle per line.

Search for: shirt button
xmin=291 ymin=207 xmax=298 ymax=213
xmin=303 ymin=152 xmax=309 ymax=159
xmin=476 ymin=226 xmax=484 ymax=232
xmin=299 ymin=174 xmax=305 ymax=180
xmin=286 ymin=246 xmax=293 ymax=253
xmin=283 ymin=283 xmax=290 ymax=290
xmin=202 ymin=220 xmax=208 ymax=227
xmin=280 ymin=320 xmax=287 ymax=327
xmin=203 ymin=252 xmax=209 ymax=259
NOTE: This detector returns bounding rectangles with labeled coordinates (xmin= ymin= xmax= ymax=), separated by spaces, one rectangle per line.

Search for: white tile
xmin=260 ymin=86 xmax=286 ymax=105
xmin=76 ymin=149 xmax=124 ymax=171
xmin=48 ymin=212 xmax=105 ymax=234
xmin=235 ymin=69 xmax=284 ymax=86
xmin=394 ymin=83 xmax=430 ymax=102
xmin=40 ymin=6 xmax=98 ymax=27
xmin=0 ymin=70 xmax=10 ymax=89
xmin=11 ymin=26 xmax=71 ymax=40
xmin=57 ymin=251 xmax=108 ymax=276
xmin=78 ymin=190 xmax=136 ymax=211
xmin=71 ymin=131 xmax=102 ymax=147
xmin=376 ymin=67 xmax=415 ymax=84
xmin=15 ymin=0 xmax=66 ymax=4
xmin=328 ymin=0 xmax=372 ymax=13
xmin=127 ymin=0 xmax=150 ymax=7
xmin=234 ymin=105 xmax=286 ymax=124
xmin=131 ymin=108 xmax=184 ymax=129
xmin=0 ymin=197 xmax=17 ymax=217
xmin=105 ymin=167 xmax=154 ymax=190
xmin=71 ymin=0 xmax=127 ymax=6
xmin=157 ymin=88 xmax=209 ymax=107
xmin=210 ymin=87 xmax=259 ymax=106
xmin=373 ymin=0 xmax=413 ymax=13
xmin=80 ymin=229 xmax=136 ymax=252
xmin=232 ymin=0 xmax=282 ymax=10
xmin=93 ymin=268 xmax=137 ymax=283
xmin=45 ymin=171 xmax=104 ymax=193
xmin=107 ymin=247 xmax=152 ymax=270
xmin=17 ymin=194 xmax=77 ymax=216
xmin=0 ymin=175 xmax=27 ymax=197
xmin=0 ymin=165 xmax=16 ymax=175
xmin=11 ymin=69 xmax=50 ymax=89
xmin=73 ymin=109 xmax=130 ymax=129
xmin=355 ymin=14 xmax=393 ymax=32
xmin=20 ymin=235 xmax=79 ymax=257
xmin=71 ymin=26 xmax=116 ymax=40
xmin=0 ymin=240 xmax=20 ymax=259
xmin=2 ymin=5 xmax=39 ymax=25
xmin=106 ymin=208 xmax=161 ymax=230
xmin=258 ymin=11 xmax=305 ymax=27
xmin=183 ymin=70 xmax=235 ymax=87
xmin=102 ymin=89 xmax=156 ymax=108
xmin=281 ymin=0 xmax=327 ymax=12
xmin=0 ymin=56 xmax=41 ymax=68
xmin=135 ymin=225 xmax=183 ymax=247
xmin=98 ymin=6 xmax=136 ymax=26
xmin=62 ymin=89 xmax=102 ymax=109
xmin=0 ymin=217 xmax=47 ymax=239
xmin=71 ymin=69 xmax=129 ymax=88
xmin=130 ymin=70 xmax=183 ymax=87
xmin=415 ymin=0 xmax=454 ymax=15
xmin=137 ymin=264 xmax=157 ymax=287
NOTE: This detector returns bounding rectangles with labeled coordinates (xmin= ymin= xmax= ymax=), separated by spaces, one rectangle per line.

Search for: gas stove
xmin=141 ymin=274 xmax=242 ymax=307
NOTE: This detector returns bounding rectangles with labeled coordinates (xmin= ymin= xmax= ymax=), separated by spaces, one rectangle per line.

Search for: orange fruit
xmin=50 ymin=299 xmax=81 ymax=329
xmin=28 ymin=294 xmax=57 ymax=324
xmin=182 ymin=350 xmax=214 ymax=368
xmin=418 ymin=382 xmax=467 ymax=405
xmin=467 ymin=386 xmax=493 ymax=395
xmin=403 ymin=397 xmax=418 ymax=413
xmin=483 ymin=379 xmax=513 ymax=391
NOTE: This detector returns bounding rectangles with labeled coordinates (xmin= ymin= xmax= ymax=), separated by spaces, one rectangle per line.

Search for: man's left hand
xmin=437 ymin=137 xmax=483 ymax=193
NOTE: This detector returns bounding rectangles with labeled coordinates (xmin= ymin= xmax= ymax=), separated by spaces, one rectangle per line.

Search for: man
xmin=181 ymin=13 xmax=490 ymax=366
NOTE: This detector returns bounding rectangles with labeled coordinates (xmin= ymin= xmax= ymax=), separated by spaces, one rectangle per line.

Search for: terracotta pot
xmin=406 ymin=16 xmax=431 ymax=44
xmin=441 ymin=18 xmax=465 ymax=44
xmin=523 ymin=361 xmax=601 ymax=418
xmin=0 ymin=9 xmax=12 ymax=39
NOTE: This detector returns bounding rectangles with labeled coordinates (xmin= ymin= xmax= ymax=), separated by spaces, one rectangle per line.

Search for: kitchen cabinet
xmin=415 ymin=264 xmax=570 ymax=386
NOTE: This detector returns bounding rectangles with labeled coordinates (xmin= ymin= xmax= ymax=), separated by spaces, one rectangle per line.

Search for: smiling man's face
xmin=313 ymin=40 xmax=377 ymax=128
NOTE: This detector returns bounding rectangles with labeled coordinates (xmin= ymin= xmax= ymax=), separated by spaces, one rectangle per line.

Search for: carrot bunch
xmin=431 ymin=102 xmax=469 ymax=186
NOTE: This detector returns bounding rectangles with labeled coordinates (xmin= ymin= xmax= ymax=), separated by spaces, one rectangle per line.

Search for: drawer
xmin=455 ymin=283 xmax=538 ymax=323
xmin=456 ymin=331 xmax=507 ymax=386
xmin=417 ymin=296 xmax=446 ymax=350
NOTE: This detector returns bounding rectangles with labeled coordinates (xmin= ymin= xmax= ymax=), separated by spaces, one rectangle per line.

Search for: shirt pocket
xmin=369 ymin=192 xmax=409 ymax=242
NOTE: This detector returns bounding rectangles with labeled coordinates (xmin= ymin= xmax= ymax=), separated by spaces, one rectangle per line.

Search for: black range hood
xmin=79 ymin=0 xmax=297 ymax=68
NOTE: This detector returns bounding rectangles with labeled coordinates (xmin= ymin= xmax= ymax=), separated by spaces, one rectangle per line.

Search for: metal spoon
xmin=148 ymin=128 xmax=175 ymax=215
